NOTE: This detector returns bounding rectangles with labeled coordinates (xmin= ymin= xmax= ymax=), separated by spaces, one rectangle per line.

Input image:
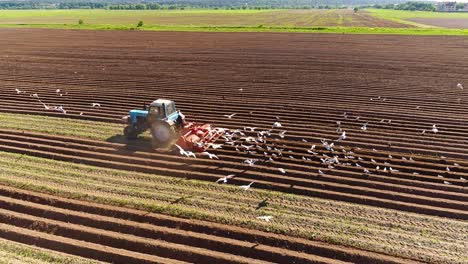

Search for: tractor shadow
xmin=106 ymin=134 xmax=155 ymax=154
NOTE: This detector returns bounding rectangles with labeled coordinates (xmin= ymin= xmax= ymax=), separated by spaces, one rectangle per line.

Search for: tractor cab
xmin=147 ymin=99 xmax=179 ymax=123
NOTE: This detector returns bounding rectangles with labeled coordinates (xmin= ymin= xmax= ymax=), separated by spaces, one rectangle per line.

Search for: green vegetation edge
xmin=1 ymin=23 xmax=467 ymax=35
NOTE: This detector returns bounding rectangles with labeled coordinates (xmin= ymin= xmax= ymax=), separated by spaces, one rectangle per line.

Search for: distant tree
xmin=353 ymin=7 xmax=359 ymax=12
xmin=137 ymin=20 xmax=144 ymax=27
xmin=78 ymin=19 xmax=84 ymax=25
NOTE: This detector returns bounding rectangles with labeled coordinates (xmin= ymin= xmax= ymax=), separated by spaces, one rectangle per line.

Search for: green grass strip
xmin=0 ymin=23 xmax=467 ymax=35
xmin=0 ymin=113 xmax=120 ymax=141
xmin=0 ymin=237 xmax=102 ymax=264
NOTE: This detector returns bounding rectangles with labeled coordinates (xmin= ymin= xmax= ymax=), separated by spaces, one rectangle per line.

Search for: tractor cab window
xmin=149 ymin=106 xmax=162 ymax=118
xmin=166 ymin=103 xmax=176 ymax=116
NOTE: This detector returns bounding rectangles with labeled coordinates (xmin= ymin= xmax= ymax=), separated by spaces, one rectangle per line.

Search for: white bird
xmin=216 ymin=174 xmax=235 ymax=183
xmin=432 ymin=124 xmax=438 ymax=134
xmin=444 ymin=181 xmax=451 ymax=185
xmin=371 ymin=159 xmax=376 ymax=163
xmin=207 ymin=143 xmax=222 ymax=149
xmin=56 ymin=89 xmax=61 ymax=93
xmin=39 ymin=100 xmax=49 ymax=110
xmin=272 ymin=122 xmax=282 ymax=128
xmin=244 ymin=159 xmax=258 ymax=167
xmin=446 ymin=167 xmax=450 ymax=172
xmin=56 ymin=106 xmax=66 ymax=114
xmin=185 ymin=151 xmax=197 ymax=158
xmin=361 ymin=122 xmax=368 ymax=131
xmin=92 ymin=103 xmax=101 ymax=108
xmin=79 ymin=112 xmax=84 ymax=116
xmin=457 ymin=83 xmax=463 ymax=90
xmin=278 ymin=168 xmax=286 ymax=174
xmin=363 ymin=168 xmax=370 ymax=174
xmin=437 ymin=175 xmax=444 ymax=178
xmin=31 ymin=93 xmax=39 ymax=99
xmin=223 ymin=113 xmax=237 ymax=119
xmin=338 ymin=131 xmax=346 ymax=141
xmin=244 ymin=127 xmax=256 ymax=132
xmin=201 ymin=152 xmax=219 ymax=159
xmin=318 ymin=170 xmax=324 ymax=175
xmin=421 ymin=130 xmax=426 ymax=134
xmin=15 ymin=88 xmax=25 ymax=94
xmin=239 ymin=182 xmax=254 ymax=191
xmin=256 ymin=216 xmax=273 ymax=222
xmin=278 ymin=130 xmax=287 ymax=138
xmin=175 ymin=144 xmax=196 ymax=158
xmin=175 ymin=144 xmax=185 ymax=155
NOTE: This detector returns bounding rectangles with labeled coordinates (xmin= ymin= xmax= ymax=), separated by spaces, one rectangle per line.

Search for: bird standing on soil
xmin=457 ymin=83 xmax=463 ymax=90
xmin=272 ymin=122 xmax=282 ymax=128
xmin=92 ymin=103 xmax=101 ymax=108
xmin=432 ymin=124 xmax=438 ymax=134
xmin=338 ymin=131 xmax=346 ymax=141
xmin=278 ymin=168 xmax=286 ymax=174
xmin=361 ymin=122 xmax=368 ymax=131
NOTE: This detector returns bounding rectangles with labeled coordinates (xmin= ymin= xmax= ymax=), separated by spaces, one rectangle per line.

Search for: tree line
xmin=0 ymin=0 xmax=405 ymax=10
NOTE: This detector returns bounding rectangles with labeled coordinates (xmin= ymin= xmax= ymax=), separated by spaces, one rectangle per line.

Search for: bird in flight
xmin=201 ymin=152 xmax=219 ymax=159
xmin=216 ymin=174 xmax=235 ymax=184
xmin=223 ymin=113 xmax=237 ymax=119
xmin=239 ymin=182 xmax=254 ymax=191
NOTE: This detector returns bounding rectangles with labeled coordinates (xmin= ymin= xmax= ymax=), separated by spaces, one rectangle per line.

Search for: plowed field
xmin=0 ymin=28 xmax=467 ymax=263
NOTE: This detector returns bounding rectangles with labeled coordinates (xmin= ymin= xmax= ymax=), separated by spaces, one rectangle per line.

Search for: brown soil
xmin=408 ymin=18 xmax=468 ymax=28
xmin=0 ymin=28 xmax=466 ymax=263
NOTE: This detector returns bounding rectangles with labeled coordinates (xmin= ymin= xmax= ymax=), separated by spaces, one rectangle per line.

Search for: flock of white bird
xmin=172 ymin=83 xmax=466 ymax=222
xmin=15 ymin=88 xmax=101 ymax=116
xmin=13 ymin=82 xmax=465 ymax=223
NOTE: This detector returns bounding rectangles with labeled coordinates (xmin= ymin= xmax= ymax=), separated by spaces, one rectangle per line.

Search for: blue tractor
xmin=123 ymin=99 xmax=185 ymax=148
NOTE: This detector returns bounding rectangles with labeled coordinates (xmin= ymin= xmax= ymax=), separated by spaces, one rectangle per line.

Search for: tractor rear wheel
xmin=123 ymin=126 xmax=138 ymax=139
xmin=151 ymin=121 xmax=177 ymax=149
